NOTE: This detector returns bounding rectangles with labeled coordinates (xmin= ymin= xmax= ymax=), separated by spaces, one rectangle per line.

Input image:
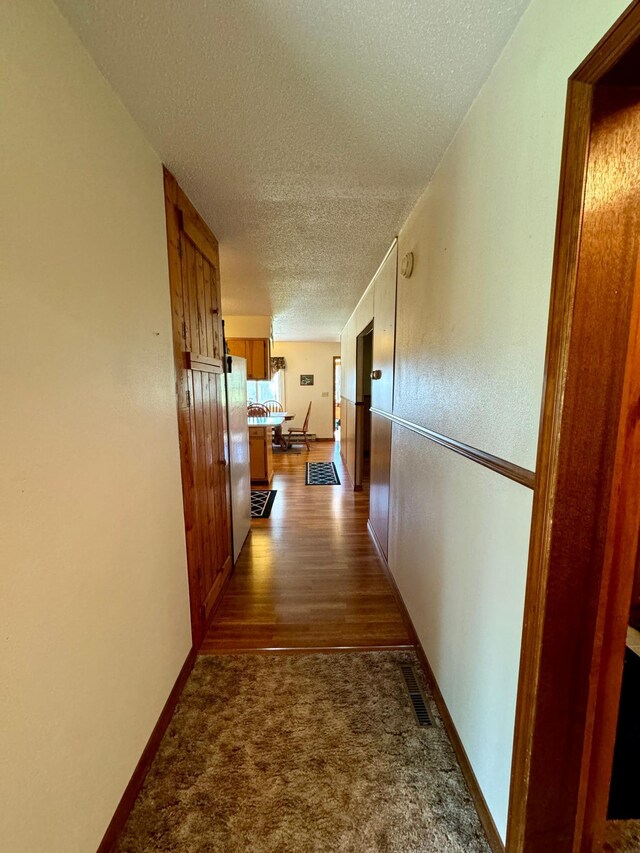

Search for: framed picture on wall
xmin=300 ymin=374 xmax=314 ymax=386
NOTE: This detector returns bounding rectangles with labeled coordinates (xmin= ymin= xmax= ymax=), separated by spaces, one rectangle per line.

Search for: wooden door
xmin=164 ymin=168 xmax=232 ymax=646
xmin=507 ymin=22 xmax=640 ymax=850
xmin=369 ymin=241 xmax=398 ymax=558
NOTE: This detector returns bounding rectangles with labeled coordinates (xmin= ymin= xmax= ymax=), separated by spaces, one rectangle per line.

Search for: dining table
xmin=279 ymin=412 xmax=296 ymax=449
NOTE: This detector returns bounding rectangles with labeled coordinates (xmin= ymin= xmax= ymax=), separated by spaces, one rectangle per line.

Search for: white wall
xmin=272 ymin=341 xmax=340 ymax=439
xmin=388 ymin=432 xmax=533 ymax=838
xmin=341 ymin=0 xmax=630 ymax=840
xmin=340 ymin=280 xmax=375 ymax=404
xmin=0 ymin=2 xmax=192 ymax=851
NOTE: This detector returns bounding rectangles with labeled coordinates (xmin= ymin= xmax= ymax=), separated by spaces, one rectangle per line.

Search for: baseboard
xmin=339 ymin=454 xmax=355 ymax=490
xmin=367 ymin=520 xmax=505 ymax=853
xmin=367 ymin=520 xmax=418 ymax=647
xmin=415 ymin=643 xmax=505 ymax=853
xmin=199 ymin=643 xmax=414 ymax=655
xmin=96 ymin=646 xmax=197 ymax=853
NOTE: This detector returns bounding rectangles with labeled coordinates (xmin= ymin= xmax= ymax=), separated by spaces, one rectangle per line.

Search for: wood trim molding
xmin=163 ymin=166 xmax=219 ymax=264
xmin=200 ymin=643 xmax=413 ymax=655
xmin=177 ymin=207 xmax=219 ymax=269
xmin=507 ymin=79 xmax=594 ymax=853
xmin=185 ymin=351 xmax=224 ymax=375
xmin=367 ymin=520 xmax=505 ymax=853
xmin=573 ymin=1 xmax=640 ymax=83
xmin=508 ymin=6 xmax=640 ymax=851
xmin=416 ymin=644 xmax=505 ymax=853
xmin=96 ymin=647 xmax=197 ymax=853
xmin=370 ymin=407 xmax=535 ymax=489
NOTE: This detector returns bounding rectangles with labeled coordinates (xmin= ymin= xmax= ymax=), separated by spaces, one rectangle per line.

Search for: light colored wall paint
xmin=272 ymin=341 xmax=340 ymax=439
xmin=224 ymin=314 xmax=272 ymax=339
xmin=341 ymin=0 xmax=630 ymax=840
xmin=340 ymin=316 xmax=357 ymax=403
xmin=340 ymin=276 xmax=375 ymax=484
xmin=340 ymin=281 xmax=374 ymax=404
xmin=0 ymin=2 xmax=192 ymax=851
xmin=395 ymin=0 xmax=629 ymax=473
xmin=388 ymin=430 xmax=533 ymax=837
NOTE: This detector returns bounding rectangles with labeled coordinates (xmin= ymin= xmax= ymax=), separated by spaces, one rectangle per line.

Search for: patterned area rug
xmin=115 ymin=652 xmax=491 ymax=853
xmin=305 ymin=461 xmax=341 ymax=485
xmin=250 ymin=490 xmax=277 ymax=518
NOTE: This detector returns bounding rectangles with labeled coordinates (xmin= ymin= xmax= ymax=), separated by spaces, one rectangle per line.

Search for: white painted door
xmin=226 ymin=356 xmax=251 ymax=563
xmin=369 ymin=241 xmax=397 ymax=558
xmin=371 ymin=241 xmax=397 ymax=415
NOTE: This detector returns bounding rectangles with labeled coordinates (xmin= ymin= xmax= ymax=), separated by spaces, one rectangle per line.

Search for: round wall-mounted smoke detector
xmin=400 ymin=252 xmax=414 ymax=279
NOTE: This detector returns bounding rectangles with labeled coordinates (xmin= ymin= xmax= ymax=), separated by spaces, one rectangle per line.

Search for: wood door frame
xmin=508 ymin=5 xmax=640 ymax=851
xmin=163 ymin=167 xmax=232 ymax=647
xmin=354 ymin=322 xmax=374 ymax=490
xmin=332 ymin=354 xmax=341 ymax=442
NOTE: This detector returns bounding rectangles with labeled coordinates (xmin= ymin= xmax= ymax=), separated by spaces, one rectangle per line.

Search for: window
xmin=247 ymin=373 xmax=285 ymax=407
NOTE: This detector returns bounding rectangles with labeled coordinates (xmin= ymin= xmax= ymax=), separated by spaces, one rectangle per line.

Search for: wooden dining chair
xmin=248 ymin=403 xmax=269 ymax=417
xmin=287 ymin=402 xmax=312 ymax=450
xmin=263 ymin=399 xmax=284 ymax=413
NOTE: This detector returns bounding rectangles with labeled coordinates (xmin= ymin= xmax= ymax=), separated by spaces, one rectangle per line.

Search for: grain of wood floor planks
xmin=201 ymin=441 xmax=412 ymax=653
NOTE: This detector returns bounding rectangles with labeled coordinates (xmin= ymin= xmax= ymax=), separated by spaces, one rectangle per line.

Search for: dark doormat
xmin=305 ymin=461 xmax=340 ymax=485
xmin=608 ymin=647 xmax=640 ymax=819
xmin=250 ymin=490 xmax=277 ymax=518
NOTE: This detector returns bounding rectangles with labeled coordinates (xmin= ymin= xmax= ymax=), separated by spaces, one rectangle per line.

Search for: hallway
xmin=202 ymin=442 xmax=410 ymax=653
xmin=8 ymin=3 xmax=639 ymax=850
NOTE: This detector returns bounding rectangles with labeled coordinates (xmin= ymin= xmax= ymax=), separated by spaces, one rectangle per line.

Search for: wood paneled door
xmin=163 ymin=168 xmax=232 ymax=647
xmin=369 ymin=240 xmax=398 ymax=559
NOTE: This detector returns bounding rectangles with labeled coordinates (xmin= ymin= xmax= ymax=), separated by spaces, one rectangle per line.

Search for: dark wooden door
xmin=164 ymin=168 xmax=232 ymax=646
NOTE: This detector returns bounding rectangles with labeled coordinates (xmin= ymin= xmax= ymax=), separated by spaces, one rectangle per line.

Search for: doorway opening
xmin=508 ymin=7 xmax=640 ymax=852
xmin=333 ymin=355 xmax=341 ymax=443
xmin=354 ymin=322 xmax=374 ymax=493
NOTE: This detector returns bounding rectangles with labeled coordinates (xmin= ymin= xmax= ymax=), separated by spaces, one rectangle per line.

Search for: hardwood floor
xmin=201 ymin=441 xmax=412 ymax=653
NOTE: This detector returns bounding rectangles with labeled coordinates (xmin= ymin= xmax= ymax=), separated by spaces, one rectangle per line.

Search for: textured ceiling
xmin=55 ymin=0 xmax=529 ymax=340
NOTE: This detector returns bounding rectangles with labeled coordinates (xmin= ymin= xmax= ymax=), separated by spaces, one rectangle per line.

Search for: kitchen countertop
xmin=247 ymin=416 xmax=285 ymax=427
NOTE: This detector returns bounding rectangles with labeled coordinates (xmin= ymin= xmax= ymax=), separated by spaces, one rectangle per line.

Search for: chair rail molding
xmin=369 ymin=407 xmax=535 ymax=490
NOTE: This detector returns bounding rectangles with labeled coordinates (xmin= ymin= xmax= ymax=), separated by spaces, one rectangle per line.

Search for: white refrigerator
xmin=225 ymin=355 xmax=251 ymax=563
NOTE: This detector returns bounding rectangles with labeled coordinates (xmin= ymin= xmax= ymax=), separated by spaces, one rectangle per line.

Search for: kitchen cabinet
xmin=226 ymin=337 xmax=271 ymax=380
xmin=249 ymin=425 xmax=273 ymax=483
